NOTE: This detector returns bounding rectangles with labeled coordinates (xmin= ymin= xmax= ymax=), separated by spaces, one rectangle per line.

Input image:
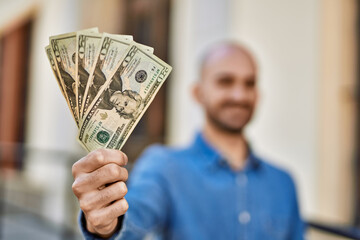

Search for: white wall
xmin=168 ymin=0 xmax=321 ymax=219
xmin=232 ymin=0 xmax=320 ymax=219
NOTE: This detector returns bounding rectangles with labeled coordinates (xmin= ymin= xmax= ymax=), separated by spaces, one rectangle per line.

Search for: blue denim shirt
xmin=80 ymin=133 xmax=305 ymax=240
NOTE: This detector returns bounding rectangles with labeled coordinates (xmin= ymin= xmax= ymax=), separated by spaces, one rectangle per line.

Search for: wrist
xmin=87 ymin=218 xmax=119 ymax=238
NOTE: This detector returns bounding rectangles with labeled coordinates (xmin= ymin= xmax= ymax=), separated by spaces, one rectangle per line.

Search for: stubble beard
xmin=206 ymin=111 xmax=248 ymax=134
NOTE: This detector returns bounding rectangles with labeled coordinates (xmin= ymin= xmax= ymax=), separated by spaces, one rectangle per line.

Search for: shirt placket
xmin=235 ymin=171 xmax=250 ymax=240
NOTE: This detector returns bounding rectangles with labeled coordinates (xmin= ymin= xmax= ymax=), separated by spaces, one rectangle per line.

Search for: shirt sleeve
xmin=78 ymin=145 xmax=171 ymax=240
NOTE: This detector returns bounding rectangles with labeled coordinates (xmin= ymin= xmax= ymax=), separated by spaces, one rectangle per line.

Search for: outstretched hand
xmin=72 ymin=149 xmax=129 ymax=238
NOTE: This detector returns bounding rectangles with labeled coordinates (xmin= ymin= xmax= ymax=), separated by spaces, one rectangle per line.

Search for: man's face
xmin=197 ymin=47 xmax=258 ymax=133
xmin=110 ymin=92 xmax=138 ymax=116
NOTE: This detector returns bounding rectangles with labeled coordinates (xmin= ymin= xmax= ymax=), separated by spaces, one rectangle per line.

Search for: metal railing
xmin=308 ymin=221 xmax=360 ymax=240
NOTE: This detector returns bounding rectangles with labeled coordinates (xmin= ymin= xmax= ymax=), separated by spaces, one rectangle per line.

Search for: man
xmin=72 ymin=42 xmax=305 ymax=239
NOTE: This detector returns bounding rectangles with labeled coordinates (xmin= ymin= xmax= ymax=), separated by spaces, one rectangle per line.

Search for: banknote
xmin=78 ymin=44 xmax=172 ymax=151
xmin=49 ymin=28 xmax=98 ymax=126
xmin=135 ymin=43 xmax=154 ymax=54
xmin=45 ymin=45 xmax=66 ymax=98
xmin=46 ymin=45 xmax=83 ymax=124
xmin=75 ymin=32 xmax=103 ymax=120
xmin=46 ymin=29 xmax=172 ymax=151
xmin=80 ymin=33 xmax=133 ymax=119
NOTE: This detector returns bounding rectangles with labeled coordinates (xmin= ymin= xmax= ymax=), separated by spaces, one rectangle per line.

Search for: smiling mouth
xmin=223 ymin=105 xmax=250 ymax=111
xmin=222 ymin=107 xmax=251 ymax=118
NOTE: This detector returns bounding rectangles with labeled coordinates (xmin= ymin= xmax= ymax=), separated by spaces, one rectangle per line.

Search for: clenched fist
xmin=72 ymin=149 xmax=129 ymax=238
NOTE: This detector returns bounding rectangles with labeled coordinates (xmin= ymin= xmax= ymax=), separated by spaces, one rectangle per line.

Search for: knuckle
xmin=108 ymin=164 xmax=120 ymax=176
xmin=87 ymin=212 xmax=101 ymax=228
xmin=72 ymin=180 xmax=82 ymax=197
xmin=118 ymin=182 xmax=128 ymax=195
xmin=116 ymin=182 xmax=128 ymax=196
xmin=79 ymin=199 xmax=91 ymax=212
xmin=72 ymin=157 xmax=85 ymax=177
xmin=122 ymin=168 xmax=129 ymax=181
xmin=117 ymin=199 xmax=129 ymax=214
xmin=97 ymin=148 xmax=107 ymax=156
xmin=71 ymin=162 xmax=78 ymax=178
xmin=121 ymin=152 xmax=128 ymax=165
xmin=91 ymin=150 xmax=105 ymax=165
xmin=121 ymin=199 xmax=129 ymax=212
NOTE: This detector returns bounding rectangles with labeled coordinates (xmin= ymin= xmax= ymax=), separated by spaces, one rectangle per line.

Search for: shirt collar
xmin=191 ymin=132 xmax=261 ymax=172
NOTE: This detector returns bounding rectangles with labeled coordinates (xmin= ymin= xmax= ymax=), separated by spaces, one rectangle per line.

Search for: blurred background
xmin=0 ymin=0 xmax=359 ymax=239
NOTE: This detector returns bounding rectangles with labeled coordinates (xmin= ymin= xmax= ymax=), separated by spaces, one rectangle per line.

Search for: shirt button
xmin=236 ymin=174 xmax=248 ymax=186
xmin=238 ymin=211 xmax=251 ymax=224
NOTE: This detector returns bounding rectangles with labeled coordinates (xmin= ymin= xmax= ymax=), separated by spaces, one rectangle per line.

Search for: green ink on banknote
xmin=97 ymin=131 xmax=110 ymax=144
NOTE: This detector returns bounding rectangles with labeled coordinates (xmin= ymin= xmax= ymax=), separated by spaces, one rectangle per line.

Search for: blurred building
xmin=0 ymin=0 xmax=358 ymax=239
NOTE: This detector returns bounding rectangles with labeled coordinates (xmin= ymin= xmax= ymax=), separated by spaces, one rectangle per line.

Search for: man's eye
xmin=217 ymin=76 xmax=234 ymax=86
xmin=245 ymin=78 xmax=256 ymax=88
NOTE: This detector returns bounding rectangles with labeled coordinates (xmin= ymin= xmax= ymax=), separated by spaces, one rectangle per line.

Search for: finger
xmin=91 ymin=218 xmax=118 ymax=237
xmin=86 ymin=198 xmax=128 ymax=230
xmin=101 ymin=198 xmax=129 ymax=225
xmin=74 ymin=164 xmax=128 ymax=193
xmin=85 ymin=211 xmax=119 ymax=234
xmin=84 ymin=181 xmax=128 ymax=211
xmin=72 ymin=149 xmax=128 ymax=177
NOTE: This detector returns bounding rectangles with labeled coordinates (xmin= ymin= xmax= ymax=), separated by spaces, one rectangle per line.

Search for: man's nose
xmin=230 ymin=85 xmax=248 ymax=101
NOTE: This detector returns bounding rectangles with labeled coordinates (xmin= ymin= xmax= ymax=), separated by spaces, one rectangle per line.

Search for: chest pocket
xmin=261 ymin=215 xmax=290 ymax=240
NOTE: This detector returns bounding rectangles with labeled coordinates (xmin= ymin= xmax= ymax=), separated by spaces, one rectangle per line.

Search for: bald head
xmin=200 ymin=42 xmax=257 ymax=79
xmin=193 ymin=42 xmax=258 ymax=134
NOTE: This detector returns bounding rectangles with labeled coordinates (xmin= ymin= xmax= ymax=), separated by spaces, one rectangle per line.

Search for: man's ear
xmin=192 ymin=81 xmax=203 ymax=104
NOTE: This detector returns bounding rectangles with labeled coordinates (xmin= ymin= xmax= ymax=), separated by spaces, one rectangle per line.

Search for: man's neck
xmin=203 ymin=122 xmax=248 ymax=171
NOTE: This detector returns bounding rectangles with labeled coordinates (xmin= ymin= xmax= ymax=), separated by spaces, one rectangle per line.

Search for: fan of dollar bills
xmin=45 ymin=28 xmax=172 ymax=152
